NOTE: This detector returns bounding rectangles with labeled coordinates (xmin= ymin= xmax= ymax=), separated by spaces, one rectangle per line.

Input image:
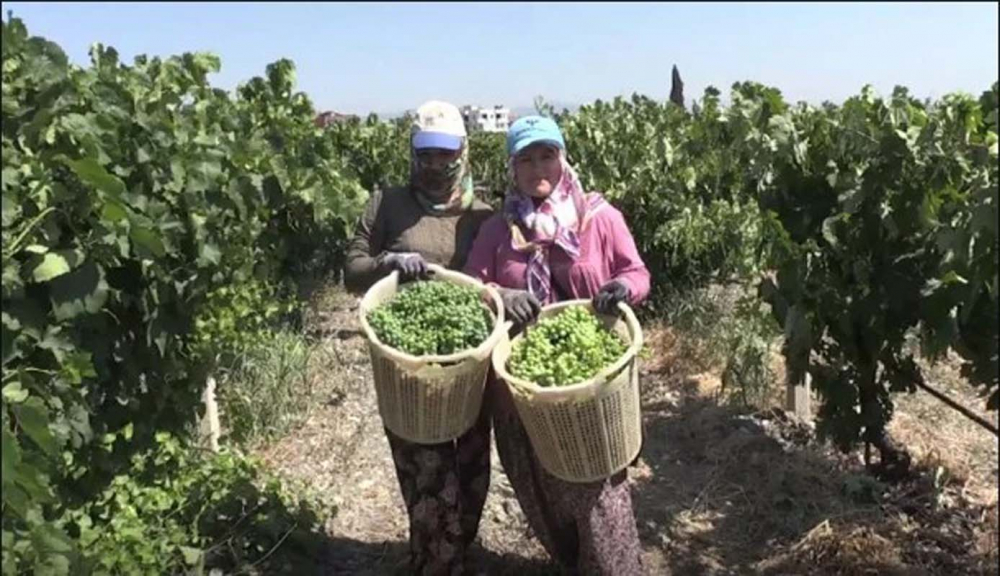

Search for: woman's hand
xmin=499 ymin=288 xmax=541 ymax=327
xmin=593 ymin=280 xmax=629 ymax=315
xmin=381 ymin=252 xmax=430 ymax=281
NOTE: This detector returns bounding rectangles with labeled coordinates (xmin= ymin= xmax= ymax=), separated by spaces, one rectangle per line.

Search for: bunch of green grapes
xmin=508 ymin=306 xmax=628 ymax=387
xmin=367 ymin=280 xmax=492 ymax=355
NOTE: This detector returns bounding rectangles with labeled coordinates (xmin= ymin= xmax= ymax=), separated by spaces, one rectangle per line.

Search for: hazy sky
xmin=3 ymin=2 xmax=997 ymax=115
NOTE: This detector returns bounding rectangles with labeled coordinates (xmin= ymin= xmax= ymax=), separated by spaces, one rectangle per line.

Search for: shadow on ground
xmin=322 ymin=538 xmax=560 ymax=576
xmin=632 ymin=372 xmax=995 ymax=576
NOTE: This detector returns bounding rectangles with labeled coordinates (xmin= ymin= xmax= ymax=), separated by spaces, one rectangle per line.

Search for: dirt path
xmin=254 ymin=283 xmax=998 ymax=575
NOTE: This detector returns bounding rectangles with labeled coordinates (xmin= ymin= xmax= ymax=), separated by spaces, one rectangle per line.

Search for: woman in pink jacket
xmin=464 ymin=116 xmax=649 ymax=575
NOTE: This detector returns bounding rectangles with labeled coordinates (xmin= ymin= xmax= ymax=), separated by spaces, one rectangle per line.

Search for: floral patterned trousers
xmin=383 ymin=374 xmax=644 ymax=576
xmin=384 ymin=403 xmax=492 ymax=575
xmin=490 ymin=375 xmax=646 ymax=576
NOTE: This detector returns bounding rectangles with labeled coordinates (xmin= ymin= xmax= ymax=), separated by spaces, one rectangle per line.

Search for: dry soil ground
xmin=250 ymin=282 xmax=998 ymax=575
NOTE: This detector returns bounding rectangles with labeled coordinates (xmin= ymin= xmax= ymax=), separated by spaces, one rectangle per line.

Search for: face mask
xmin=414 ymin=156 xmax=462 ymax=195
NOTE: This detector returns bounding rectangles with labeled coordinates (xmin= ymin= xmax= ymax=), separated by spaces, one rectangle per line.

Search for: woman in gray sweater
xmin=344 ymin=100 xmax=494 ymax=575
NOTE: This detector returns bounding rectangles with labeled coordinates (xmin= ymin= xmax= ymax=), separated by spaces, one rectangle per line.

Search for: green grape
xmin=367 ymin=280 xmax=493 ymax=356
xmin=508 ymin=306 xmax=628 ymax=388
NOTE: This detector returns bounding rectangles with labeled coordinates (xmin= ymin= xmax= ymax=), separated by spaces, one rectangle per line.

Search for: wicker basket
xmin=359 ymin=264 xmax=506 ymax=444
xmin=492 ymin=299 xmax=643 ymax=483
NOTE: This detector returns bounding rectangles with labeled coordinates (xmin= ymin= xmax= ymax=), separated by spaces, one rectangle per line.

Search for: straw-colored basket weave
xmin=493 ymin=299 xmax=643 ymax=482
xmin=359 ymin=265 xmax=505 ymax=444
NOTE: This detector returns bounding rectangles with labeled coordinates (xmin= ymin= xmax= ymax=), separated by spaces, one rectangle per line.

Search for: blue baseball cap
xmin=507 ymin=115 xmax=565 ymax=156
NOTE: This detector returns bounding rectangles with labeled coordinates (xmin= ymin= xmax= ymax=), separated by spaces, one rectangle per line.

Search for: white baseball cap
xmin=412 ymin=100 xmax=466 ymax=150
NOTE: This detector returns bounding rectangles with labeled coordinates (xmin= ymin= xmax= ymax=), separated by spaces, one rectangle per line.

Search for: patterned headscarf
xmin=503 ymin=149 xmax=606 ymax=303
xmin=409 ymin=141 xmax=475 ymax=214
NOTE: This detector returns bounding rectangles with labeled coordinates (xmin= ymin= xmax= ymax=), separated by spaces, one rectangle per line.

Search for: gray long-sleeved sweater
xmin=344 ymin=186 xmax=494 ymax=294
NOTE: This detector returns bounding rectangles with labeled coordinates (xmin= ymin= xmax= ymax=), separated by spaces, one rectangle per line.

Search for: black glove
xmin=593 ymin=280 xmax=629 ymax=315
xmin=499 ymin=288 xmax=541 ymax=327
xmin=381 ymin=252 xmax=429 ymax=281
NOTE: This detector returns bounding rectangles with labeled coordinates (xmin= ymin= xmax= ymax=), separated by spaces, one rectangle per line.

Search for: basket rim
xmin=358 ymin=264 xmax=506 ymax=365
xmin=494 ymin=299 xmax=643 ymax=400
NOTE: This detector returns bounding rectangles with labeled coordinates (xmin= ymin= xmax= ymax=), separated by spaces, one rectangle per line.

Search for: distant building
xmin=460 ymin=105 xmax=510 ymax=133
xmin=315 ymin=111 xmax=358 ymax=128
